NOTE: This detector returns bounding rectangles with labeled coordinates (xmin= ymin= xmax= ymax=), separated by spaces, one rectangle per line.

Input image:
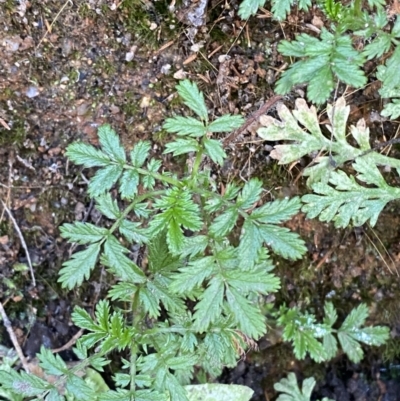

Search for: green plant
xmin=377 ymin=45 xmax=400 ymax=119
xmin=239 ymin=0 xmax=399 ymax=105
xmin=278 ymin=302 xmax=389 ymax=363
xmin=258 ymin=96 xmax=400 ymax=227
xmin=239 ymin=0 xmax=312 ymax=21
xmin=0 ymin=81 xmax=389 ymax=400
xmin=274 ymin=373 xmax=333 ymax=401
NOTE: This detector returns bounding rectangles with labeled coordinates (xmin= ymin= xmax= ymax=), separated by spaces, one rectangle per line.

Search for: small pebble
xmin=25 ymin=86 xmax=39 ymax=98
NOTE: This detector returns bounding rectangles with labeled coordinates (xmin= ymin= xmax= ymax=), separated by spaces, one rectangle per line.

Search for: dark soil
xmin=1 ymin=1 xmax=400 ymax=400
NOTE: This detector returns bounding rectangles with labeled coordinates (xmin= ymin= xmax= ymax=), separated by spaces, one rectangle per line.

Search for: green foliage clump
xmin=258 ymin=96 xmax=400 ymax=227
xmin=0 ymin=81 xmax=390 ymax=401
xmin=239 ymin=0 xmax=400 ymax=106
xmin=274 ymin=373 xmax=334 ymax=401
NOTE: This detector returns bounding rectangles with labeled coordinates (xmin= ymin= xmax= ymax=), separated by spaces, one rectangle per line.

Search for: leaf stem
xmin=130 ymin=342 xmax=137 ymax=398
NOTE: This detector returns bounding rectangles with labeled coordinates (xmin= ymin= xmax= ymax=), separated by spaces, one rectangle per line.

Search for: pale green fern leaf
xmin=193 ymin=277 xmax=224 ymax=332
xmin=164 ymin=138 xmax=200 ymax=156
xmin=225 ymin=286 xmax=266 ymax=339
xmin=37 ymin=347 xmax=68 ymax=376
xmin=209 ymin=207 xmax=239 ymax=237
xmin=102 ymin=235 xmax=146 ymax=282
xmin=203 ymin=138 xmax=226 ymax=165
xmin=119 ymin=219 xmax=149 ymax=244
xmin=259 ymin=225 xmax=306 ymax=260
xmin=95 ymin=193 xmax=120 ymax=220
xmin=238 ymin=0 xmax=266 ymax=19
xmin=164 ymin=116 xmax=207 ymax=137
xmin=66 ymin=142 xmax=110 ymax=167
xmin=169 ymin=256 xmax=215 ymax=294
xmin=98 ymin=124 xmax=126 ymax=163
xmin=337 ymin=304 xmax=389 ymax=362
xmin=60 ymin=222 xmax=108 ymax=244
xmin=208 ymin=114 xmax=244 ymax=132
xmin=143 ymin=159 xmax=162 ymax=189
xmin=130 ymin=140 xmax=151 ymax=167
xmin=119 ymin=169 xmax=139 ymax=199
xmin=274 ymin=373 xmax=334 ymax=401
xmin=377 ymin=45 xmax=400 ymax=119
xmin=258 ymin=97 xmax=400 ymax=187
xmin=176 ymin=79 xmax=208 ymax=122
xmin=58 ymin=242 xmax=101 ymax=289
xmin=251 ymin=197 xmax=302 ymax=224
xmin=0 ymin=370 xmax=49 ymax=397
xmin=276 ymin=29 xmax=366 ymax=104
xmin=237 ymin=178 xmax=263 ymax=209
xmin=88 ymin=164 xmax=123 ymax=197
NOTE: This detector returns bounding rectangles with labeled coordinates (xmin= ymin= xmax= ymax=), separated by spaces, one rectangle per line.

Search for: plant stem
xmin=190 ymin=146 xmax=204 ymax=182
xmin=130 ymin=342 xmax=137 ymax=398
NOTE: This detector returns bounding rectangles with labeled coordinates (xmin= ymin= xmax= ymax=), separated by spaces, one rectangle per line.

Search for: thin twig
xmin=35 ymin=0 xmax=72 ymax=53
xmin=51 ymin=329 xmax=84 ymax=354
xmin=223 ymin=95 xmax=283 ymax=147
xmin=0 ymin=199 xmax=36 ymax=287
xmin=0 ymin=301 xmax=31 ymax=372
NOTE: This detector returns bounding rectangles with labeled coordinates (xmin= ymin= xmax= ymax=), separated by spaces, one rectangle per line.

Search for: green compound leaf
xmin=193 ymin=277 xmax=224 ymax=332
xmin=58 ymin=242 xmax=101 ymax=289
xmin=274 ymin=373 xmax=334 ymax=401
xmin=238 ymin=0 xmax=266 ymax=19
xmin=88 ymin=164 xmax=123 ymax=197
xmin=0 ymin=370 xmax=49 ymax=397
xmin=46 ymin=388 xmax=65 ymax=401
xmin=203 ymin=138 xmax=226 ymax=165
xmin=119 ymin=219 xmax=149 ymax=244
xmin=224 ymin=268 xmax=280 ymax=295
xmin=103 ymin=235 xmax=146 ymax=283
xmin=37 ymin=347 xmax=68 ymax=376
xmin=98 ymin=124 xmax=126 ymax=163
xmin=377 ymin=45 xmax=400 ymax=119
xmin=130 ymin=140 xmax=151 ymax=168
xmin=71 ymin=306 xmax=100 ymax=331
xmin=176 ymin=80 xmax=208 ymax=122
xmin=237 ymin=220 xmax=263 ymax=269
xmin=95 ymin=299 xmax=111 ymax=332
xmin=362 ymin=32 xmax=392 ymax=59
xmin=251 ymin=197 xmax=302 ymax=224
xmin=66 ymin=142 xmax=110 ymax=168
xmin=225 ymin=286 xmax=266 ymax=339
xmin=279 ymin=307 xmax=331 ymax=362
xmin=276 ymin=29 xmax=366 ymax=104
xmin=237 ymin=178 xmax=263 ymax=209
xmin=380 ymin=98 xmax=400 ymax=119
xmin=208 ymin=114 xmax=244 ymax=132
xmin=108 ymin=282 xmax=137 ymax=302
xmin=164 ymin=138 xmax=200 ymax=157
xmin=169 ymin=256 xmax=215 ymax=294
xmin=66 ymin=375 xmax=96 ymax=401
xmin=337 ymin=303 xmax=389 ymax=363
xmin=119 ymin=169 xmax=140 ymax=199
xmin=143 ymin=159 xmax=162 ymax=189
xmin=147 ymin=280 xmax=186 ymax=315
xmin=149 ymin=188 xmax=203 ymax=254
xmin=209 ymin=207 xmax=239 ymax=237
xmin=163 ymin=116 xmax=207 ymax=137
xmin=258 ymin=96 xmax=400 ymax=229
xmin=259 ymin=225 xmax=306 ymax=260
xmin=95 ymin=193 xmax=121 ymax=220
xmin=60 ymin=222 xmax=108 ymax=245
